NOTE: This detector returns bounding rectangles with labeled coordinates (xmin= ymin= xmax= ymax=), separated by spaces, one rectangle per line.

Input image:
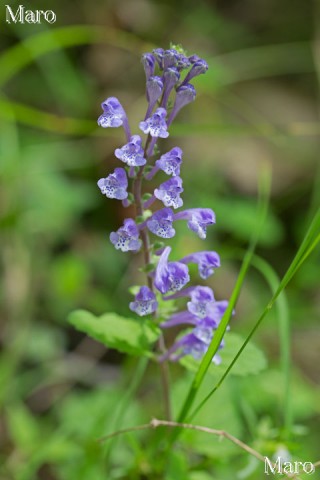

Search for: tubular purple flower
xmin=154 ymin=246 xmax=190 ymax=294
xmin=146 ymin=147 xmax=183 ymax=180
xmin=145 ymin=76 xmax=164 ymax=118
xmin=110 ymin=218 xmax=142 ymax=252
xmin=187 ymin=286 xmax=215 ymax=318
xmin=146 ymin=207 xmax=175 ymax=238
xmin=206 ymin=300 xmax=229 ymax=325
xmin=139 ymin=107 xmax=169 ymax=138
xmin=160 ymin=327 xmax=224 ymax=363
xmin=98 ymin=97 xmax=131 ymax=140
xmin=181 ymin=59 xmax=208 ymax=85
xmin=174 ymin=208 xmax=216 ymax=239
xmin=129 ymin=286 xmax=158 ymax=316
xmin=161 ymin=67 xmax=180 ymax=108
xmin=180 ymin=251 xmax=220 ymax=278
xmin=168 ymin=84 xmax=196 ymax=126
xmin=97 ymin=167 xmax=128 ymax=200
xmin=153 ymin=48 xmax=164 ymax=69
xmin=141 ymin=53 xmax=156 ymax=80
xmin=115 ymin=135 xmax=146 ymax=167
xmin=163 ymin=49 xmax=179 ymax=69
xmin=176 ymin=53 xmax=191 ymax=71
xmin=188 ymin=54 xmax=201 ymax=64
xmin=154 ymin=176 xmax=184 ymax=209
xmin=160 ymin=310 xmax=197 ymax=328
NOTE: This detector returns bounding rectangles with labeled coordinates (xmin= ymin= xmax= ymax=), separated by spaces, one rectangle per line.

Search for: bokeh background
xmin=0 ymin=1 xmax=319 ymax=479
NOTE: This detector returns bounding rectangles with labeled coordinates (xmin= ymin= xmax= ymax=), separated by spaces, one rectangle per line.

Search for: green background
xmin=0 ymin=1 xmax=319 ymax=479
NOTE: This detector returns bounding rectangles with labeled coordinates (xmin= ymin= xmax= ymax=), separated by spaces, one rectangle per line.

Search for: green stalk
xmin=166 ymin=166 xmax=272 ymax=446
xmin=189 ymin=207 xmax=320 ymax=424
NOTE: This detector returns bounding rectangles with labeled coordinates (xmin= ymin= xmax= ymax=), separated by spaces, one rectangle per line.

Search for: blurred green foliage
xmin=0 ymin=0 xmax=319 ymax=478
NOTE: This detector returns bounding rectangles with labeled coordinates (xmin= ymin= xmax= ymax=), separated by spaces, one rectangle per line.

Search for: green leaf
xmin=68 ymin=310 xmax=160 ymax=356
xmin=180 ymin=332 xmax=267 ymax=377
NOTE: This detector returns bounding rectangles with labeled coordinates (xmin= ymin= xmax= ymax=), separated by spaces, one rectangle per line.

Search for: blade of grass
xmin=249 ymin=255 xmax=292 ymax=439
xmin=199 ymin=252 xmax=292 ymax=437
xmin=166 ymin=166 xmax=271 ymax=448
xmin=190 ymin=207 xmax=320 ymax=424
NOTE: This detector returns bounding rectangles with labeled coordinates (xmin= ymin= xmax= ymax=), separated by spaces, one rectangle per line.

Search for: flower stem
xmin=132 ymin=135 xmax=172 ymax=420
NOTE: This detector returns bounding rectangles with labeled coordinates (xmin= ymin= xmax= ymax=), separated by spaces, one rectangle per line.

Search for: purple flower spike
xmin=129 ymin=286 xmax=158 ymax=316
xmin=182 ymin=59 xmax=208 ymax=85
xmin=115 ymin=135 xmax=146 ymax=167
xmin=147 ymin=207 xmax=175 ymax=238
xmin=187 ymin=286 xmax=215 ymax=318
xmin=154 ymin=176 xmax=184 ymax=209
xmin=174 ymin=208 xmax=216 ymax=239
xmin=110 ymin=218 xmax=142 ymax=252
xmin=154 ymin=246 xmax=190 ymax=294
xmin=141 ymin=53 xmax=156 ymax=80
xmin=97 ymin=167 xmax=128 ymax=200
xmin=180 ymin=251 xmax=221 ymax=278
xmin=139 ymin=108 xmax=169 ymax=138
xmin=168 ymin=84 xmax=196 ymax=125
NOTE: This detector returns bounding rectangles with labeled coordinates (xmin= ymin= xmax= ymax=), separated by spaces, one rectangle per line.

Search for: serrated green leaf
xmin=180 ymin=332 xmax=267 ymax=376
xmin=68 ymin=310 xmax=160 ymax=356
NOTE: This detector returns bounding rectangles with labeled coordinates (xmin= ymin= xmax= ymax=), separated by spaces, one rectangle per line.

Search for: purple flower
xmin=182 ymin=59 xmax=208 ymax=85
xmin=146 ymin=208 xmax=175 ymax=238
xmin=154 ymin=246 xmax=190 ymax=294
xmin=145 ymin=76 xmax=164 ymax=118
xmin=163 ymin=49 xmax=179 ymax=69
xmin=153 ymin=48 xmax=164 ymax=69
xmin=157 ymin=147 xmax=183 ymax=176
xmin=146 ymin=147 xmax=183 ymax=180
xmin=206 ymin=300 xmax=229 ymax=325
xmin=180 ymin=251 xmax=220 ymax=278
xmin=115 ymin=135 xmax=146 ymax=167
xmin=188 ymin=54 xmax=201 ymax=64
xmin=146 ymin=76 xmax=163 ymax=106
xmin=97 ymin=168 xmax=128 ymax=200
xmin=139 ymin=108 xmax=169 ymax=138
xmin=97 ymin=97 xmax=126 ymax=128
xmin=160 ymin=327 xmax=223 ymax=363
xmin=141 ymin=53 xmax=156 ymax=80
xmin=176 ymin=53 xmax=191 ymax=71
xmin=98 ymin=97 xmax=131 ymax=140
xmin=161 ymin=67 xmax=180 ymax=108
xmin=174 ymin=208 xmax=215 ymax=239
xmin=187 ymin=286 xmax=215 ymax=318
xmin=110 ymin=218 xmax=142 ymax=252
xmin=161 ymin=310 xmax=197 ymax=328
xmin=168 ymin=84 xmax=196 ymax=125
xmin=154 ymin=177 xmax=183 ymax=209
xmin=129 ymin=286 xmax=158 ymax=316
